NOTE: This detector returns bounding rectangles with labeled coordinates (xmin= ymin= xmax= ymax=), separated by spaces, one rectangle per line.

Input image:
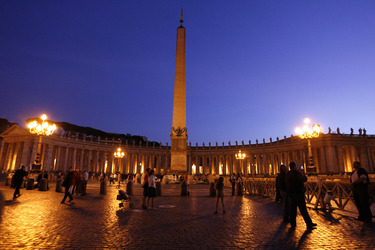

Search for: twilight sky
xmin=1 ymin=1 xmax=375 ymax=145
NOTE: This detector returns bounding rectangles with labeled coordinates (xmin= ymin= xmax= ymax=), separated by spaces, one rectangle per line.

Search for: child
xmin=214 ymin=177 xmax=225 ymax=214
xmin=323 ymin=190 xmax=340 ymax=213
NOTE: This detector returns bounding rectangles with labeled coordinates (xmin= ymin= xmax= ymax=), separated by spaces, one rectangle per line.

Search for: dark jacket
xmin=350 ymin=167 xmax=370 ymax=184
xmin=63 ymin=171 xmax=74 ymax=187
xmin=13 ymin=169 xmax=28 ymax=184
xmin=286 ymin=169 xmax=307 ymax=194
xmin=277 ymin=172 xmax=287 ymax=192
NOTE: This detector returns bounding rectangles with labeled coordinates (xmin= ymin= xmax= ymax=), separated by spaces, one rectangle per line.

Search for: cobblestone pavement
xmin=0 ymin=181 xmax=374 ymax=249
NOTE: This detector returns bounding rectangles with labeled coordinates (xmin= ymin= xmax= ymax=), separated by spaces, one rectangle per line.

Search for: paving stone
xmin=0 ymin=181 xmax=374 ymax=249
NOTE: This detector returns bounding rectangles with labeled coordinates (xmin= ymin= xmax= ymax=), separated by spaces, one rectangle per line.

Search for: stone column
xmin=319 ymin=147 xmax=327 ymax=173
xmin=64 ymin=146 xmax=69 ymax=172
xmin=95 ymin=150 xmax=99 ymax=173
xmin=108 ymin=152 xmax=113 ymax=173
xmin=130 ymin=153 xmax=135 ymax=173
xmin=87 ymin=150 xmax=92 ymax=172
xmin=79 ymin=149 xmax=84 ymax=171
xmin=337 ymin=146 xmax=344 ymax=173
xmin=72 ymin=148 xmax=77 ymax=170
xmin=44 ymin=143 xmax=53 ymax=171
xmin=326 ymin=145 xmax=337 ymax=173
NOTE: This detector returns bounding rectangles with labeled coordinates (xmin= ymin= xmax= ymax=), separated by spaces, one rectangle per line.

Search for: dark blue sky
xmin=1 ymin=1 xmax=375 ymax=145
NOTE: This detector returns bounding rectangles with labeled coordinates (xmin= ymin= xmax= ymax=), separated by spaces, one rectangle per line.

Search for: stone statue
xmin=242 ymin=140 xmax=244 ymax=146
xmin=350 ymin=128 xmax=354 ymax=135
xmin=209 ymin=142 xmax=211 ymax=147
xmin=328 ymin=127 xmax=331 ymax=134
xmin=235 ymin=141 xmax=238 ymax=146
xmin=263 ymin=138 xmax=265 ymax=144
xmin=249 ymin=140 xmax=251 ymax=145
xmin=228 ymin=141 xmax=231 ymax=146
xmin=216 ymin=142 xmax=218 ymax=147
xmin=363 ymin=128 xmax=367 ymax=136
xmin=256 ymin=139 xmax=258 ymax=144
xmin=359 ymin=128 xmax=362 ymax=135
xmin=337 ymin=127 xmax=340 ymax=134
xmin=270 ymin=137 xmax=272 ymax=143
xmin=277 ymin=137 xmax=279 ymax=142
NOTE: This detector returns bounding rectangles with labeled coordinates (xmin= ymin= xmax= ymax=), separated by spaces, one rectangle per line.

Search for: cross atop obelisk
xmin=170 ymin=10 xmax=188 ymax=172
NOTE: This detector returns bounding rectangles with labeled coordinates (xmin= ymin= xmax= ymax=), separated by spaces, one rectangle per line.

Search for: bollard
xmin=26 ymin=178 xmax=35 ymax=190
xmin=156 ymin=182 xmax=162 ymax=196
xmin=10 ymin=177 xmax=15 ymax=188
xmin=100 ymin=180 xmax=107 ymax=195
xmin=39 ymin=178 xmax=48 ymax=191
xmin=126 ymin=181 xmax=133 ymax=195
xmin=236 ymin=182 xmax=243 ymax=195
xmin=56 ymin=179 xmax=63 ymax=193
xmin=5 ymin=176 xmax=12 ymax=186
xmin=180 ymin=181 xmax=189 ymax=196
xmin=209 ymin=182 xmax=216 ymax=197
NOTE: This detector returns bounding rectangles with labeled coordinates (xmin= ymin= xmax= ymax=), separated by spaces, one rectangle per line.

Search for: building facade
xmin=1 ymin=124 xmax=374 ymax=174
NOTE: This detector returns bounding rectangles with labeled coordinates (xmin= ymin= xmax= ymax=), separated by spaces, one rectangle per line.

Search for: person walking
xmin=61 ymin=168 xmax=74 ymax=204
xmin=286 ymin=162 xmax=317 ymax=229
xmin=13 ymin=166 xmax=28 ymax=200
xmin=350 ymin=161 xmax=373 ymax=222
xmin=230 ymin=173 xmax=236 ymax=195
xmin=214 ymin=176 xmax=225 ymax=214
xmin=277 ymin=165 xmax=289 ymax=222
xmin=147 ymin=170 xmax=156 ymax=209
xmin=142 ymin=168 xmax=150 ymax=209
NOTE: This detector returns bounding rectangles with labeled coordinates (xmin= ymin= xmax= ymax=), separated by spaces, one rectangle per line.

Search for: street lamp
xmin=28 ymin=114 xmax=57 ymax=170
xmin=114 ymin=148 xmax=125 ymax=173
xmin=295 ymin=118 xmax=321 ymax=173
xmin=235 ymin=150 xmax=246 ymax=174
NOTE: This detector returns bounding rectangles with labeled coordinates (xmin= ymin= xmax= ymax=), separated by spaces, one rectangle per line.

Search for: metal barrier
xmin=232 ymin=178 xmax=375 ymax=214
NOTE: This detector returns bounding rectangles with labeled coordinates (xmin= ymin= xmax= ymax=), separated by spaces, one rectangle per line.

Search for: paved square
xmin=0 ymin=181 xmax=374 ymax=249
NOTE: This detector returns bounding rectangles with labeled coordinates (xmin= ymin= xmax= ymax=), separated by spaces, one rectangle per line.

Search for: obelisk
xmin=170 ymin=10 xmax=187 ymax=172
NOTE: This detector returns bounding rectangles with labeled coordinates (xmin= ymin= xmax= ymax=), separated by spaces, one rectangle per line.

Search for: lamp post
xmin=235 ymin=150 xmax=246 ymax=174
xmin=113 ymin=148 xmax=125 ymax=173
xmin=28 ymin=114 xmax=57 ymax=170
xmin=295 ymin=118 xmax=321 ymax=173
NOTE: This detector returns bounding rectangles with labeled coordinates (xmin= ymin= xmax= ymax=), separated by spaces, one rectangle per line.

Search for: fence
xmin=236 ymin=177 xmax=375 ymax=214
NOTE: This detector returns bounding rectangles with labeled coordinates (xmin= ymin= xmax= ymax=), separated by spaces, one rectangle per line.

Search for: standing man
xmin=142 ymin=168 xmax=150 ymax=209
xmin=351 ymin=161 xmax=372 ymax=222
xmin=13 ymin=166 xmax=28 ymax=200
xmin=61 ymin=168 xmax=74 ymax=204
xmin=286 ymin=162 xmax=317 ymax=229
xmin=81 ymin=169 xmax=89 ymax=196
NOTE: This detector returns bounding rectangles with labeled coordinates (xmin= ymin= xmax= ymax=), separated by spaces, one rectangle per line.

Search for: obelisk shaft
xmin=170 ymin=14 xmax=188 ymax=173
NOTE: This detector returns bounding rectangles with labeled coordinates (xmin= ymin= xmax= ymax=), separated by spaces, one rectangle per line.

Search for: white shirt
xmin=148 ymin=175 xmax=156 ymax=188
xmin=82 ymin=172 xmax=89 ymax=181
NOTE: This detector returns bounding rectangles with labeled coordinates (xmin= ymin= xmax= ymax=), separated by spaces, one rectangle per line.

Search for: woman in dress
xmin=147 ymin=170 xmax=156 ymax=209
xmin=214 ymin=177 xmax=225 ymax=214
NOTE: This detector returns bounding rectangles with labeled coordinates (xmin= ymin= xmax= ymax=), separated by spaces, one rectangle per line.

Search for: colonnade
xmin=1 ymin=125 xmax=374 ymax=175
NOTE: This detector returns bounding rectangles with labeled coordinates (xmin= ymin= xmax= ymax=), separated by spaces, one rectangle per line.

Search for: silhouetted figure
xmin=350 ymin=161 xmax=372 ymax=222
xmin=13 ymin=166 xmax=28 ymax=199
xmin=230 ymin=173 xmax=236 ymax=195
xmin=214 ymin=177 xmax=225 ymax=214
xmin=286 ymin=162 xmax=317 ymax=229
xmin=277 ymin=165 xmax=289 ymax=222
xmin=61 ymin=168 xmax=74 ymax=204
